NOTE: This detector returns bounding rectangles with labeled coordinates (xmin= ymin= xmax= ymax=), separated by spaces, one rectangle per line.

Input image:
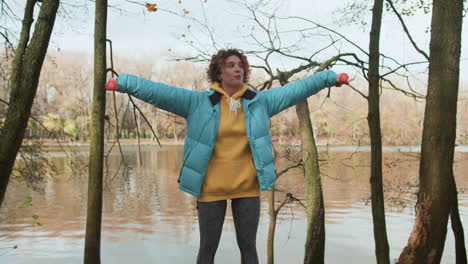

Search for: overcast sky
xmin=5 ymin=0 xmax=467 ymax=82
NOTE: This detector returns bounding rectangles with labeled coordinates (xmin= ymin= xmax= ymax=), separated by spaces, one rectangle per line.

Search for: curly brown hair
xmin=207 ymin=49 xmax=251 ymax=84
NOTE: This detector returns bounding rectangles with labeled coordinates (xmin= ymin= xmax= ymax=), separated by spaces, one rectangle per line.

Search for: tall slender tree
xmin=277 ymin=70 xmax=326 ymax=264
xmin=0 ymin=0 xmax=60 ymax=207
xmin=270 ymin=55 xmax=348 ymax=263
xmin=449 ymin=172 xmax=467 ymax=264
xmin=296 ymin=98 xmax=326 ymax=264
xmin=367 ymin=0 xmax=390 ymax=263
xmin=83 ymin=0 xmax=107 ymax=263
xmin=397 ymin=0 xmax=464 ymax=262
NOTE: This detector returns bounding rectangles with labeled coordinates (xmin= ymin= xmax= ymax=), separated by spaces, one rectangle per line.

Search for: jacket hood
xmin=210 ymin=82 xmax=249 ymax=101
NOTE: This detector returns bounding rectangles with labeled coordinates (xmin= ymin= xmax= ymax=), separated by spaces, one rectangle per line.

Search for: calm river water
xmin=1 ymin=145 xmax=467 ymax=263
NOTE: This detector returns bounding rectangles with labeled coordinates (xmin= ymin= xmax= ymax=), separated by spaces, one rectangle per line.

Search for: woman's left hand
xmin=335 ymin=73 xmax=349 ymax=87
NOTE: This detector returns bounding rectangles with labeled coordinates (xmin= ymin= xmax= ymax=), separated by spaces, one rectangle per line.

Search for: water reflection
xmin=1 ymin=145 xmax=467 ymax=263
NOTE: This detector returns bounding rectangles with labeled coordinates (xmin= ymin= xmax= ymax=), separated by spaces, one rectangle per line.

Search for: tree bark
xmin=296 ymin=101 xmax=325 ymax=264
xmin=83 ymin=0 xmax=107 ymax=263
xmin=367 ymin=0 xmax=390 ymax=263
xmin=397 ymin=0 xmax=463 ymax=262
xmin=0 ymin=0 xmax=59 ymax=207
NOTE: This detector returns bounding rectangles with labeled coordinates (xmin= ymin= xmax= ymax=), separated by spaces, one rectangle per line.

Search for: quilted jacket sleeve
xmin=261 ymin=70 xmax=337 ymax=117
xmin=117 ymin=74 xmax=198 ymax=118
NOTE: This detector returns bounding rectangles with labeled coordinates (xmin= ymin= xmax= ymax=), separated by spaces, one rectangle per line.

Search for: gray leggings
xmin=196 ymin=197 xmax=260 ymax=264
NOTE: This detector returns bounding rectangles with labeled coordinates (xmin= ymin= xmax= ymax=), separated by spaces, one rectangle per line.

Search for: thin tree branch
xmin=274 ymin=192 xmax=294 ymax=216
xmin=276 ymin=159 xmax=303 ymax=179
xmin=385 ymin=0 xmax=430 ymax=61
xmin=128 ymin=95 xmax=162 ymax=148
xmin=381 ymin=77 xmax=425 ymax=100
xmin=132 ymin=103 xmax=142 ymax=166
xmin=286 ymin=16 xmax=369 ymax=56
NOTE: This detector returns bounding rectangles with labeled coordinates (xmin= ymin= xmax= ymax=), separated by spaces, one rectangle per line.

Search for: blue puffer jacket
xmin=117 ymin=70 xmax=337 ymax=198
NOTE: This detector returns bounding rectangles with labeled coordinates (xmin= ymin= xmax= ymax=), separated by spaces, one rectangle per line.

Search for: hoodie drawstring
xmin=229 ymin=97 xmax=241 ymax=115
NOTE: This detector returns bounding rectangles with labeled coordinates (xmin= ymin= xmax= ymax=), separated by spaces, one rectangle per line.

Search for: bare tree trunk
xmin=267 ymin=146 xmax=303 ymax=264
xmin=267 ymin=188 xmax=276 ymax=264
xmin=397 ymin=0 xmax=463 ymax=262
xmin=0 ymin=0 xmax=59 ymax=207
xmin=368 ymin=0 xmax=390 ymax=263
xmin=296 ymin=101 xmax=325 ymax=264
xmin=83 ymin=0 xmax=107 ymax=263
xmin=449 ymin=172 xmax=467 ymax=264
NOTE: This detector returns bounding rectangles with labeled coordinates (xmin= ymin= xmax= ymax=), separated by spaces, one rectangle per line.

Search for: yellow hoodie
xmin=198 ymin=83 xmax=260 ymax=202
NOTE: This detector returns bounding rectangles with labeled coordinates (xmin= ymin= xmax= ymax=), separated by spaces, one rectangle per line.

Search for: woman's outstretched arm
xmin=105 ymin=74 xmax=200 ymax=118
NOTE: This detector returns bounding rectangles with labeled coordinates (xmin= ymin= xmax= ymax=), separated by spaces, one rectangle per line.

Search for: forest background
xmin=1 ymin=51 xmax=467 ymax=147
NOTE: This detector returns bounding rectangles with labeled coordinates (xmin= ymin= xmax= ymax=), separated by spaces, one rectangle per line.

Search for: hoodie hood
xmin=210 ymin=82 xmax=249 ymax=101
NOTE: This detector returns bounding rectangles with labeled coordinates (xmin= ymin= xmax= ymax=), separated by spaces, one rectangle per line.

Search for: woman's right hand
xmin=105 ymin=79 xmax=118 ymax=91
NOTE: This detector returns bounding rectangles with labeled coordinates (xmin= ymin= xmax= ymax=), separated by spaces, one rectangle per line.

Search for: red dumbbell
xmin=105 ymin=79 xmax=118 ymax=91
xmin=336 ymin=73 xmax=349 ymax=87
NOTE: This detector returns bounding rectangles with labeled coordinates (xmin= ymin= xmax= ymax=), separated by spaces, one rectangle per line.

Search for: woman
xmin=105 ymin=49 xmax=348 ymax=264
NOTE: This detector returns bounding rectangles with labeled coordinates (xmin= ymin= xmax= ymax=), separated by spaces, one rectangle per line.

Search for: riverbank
xmin=21 ymin=138 xmax=468 ymax=153
xmin=22 ymin=137 xmax=468 ymax=151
